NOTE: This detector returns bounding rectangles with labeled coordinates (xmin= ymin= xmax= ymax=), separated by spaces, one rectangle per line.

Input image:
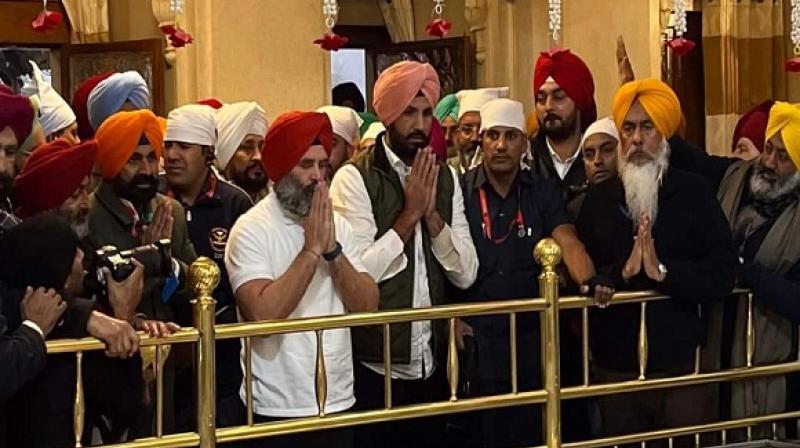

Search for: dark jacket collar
xmin=95 ymin=181 xmax=158 ymax=228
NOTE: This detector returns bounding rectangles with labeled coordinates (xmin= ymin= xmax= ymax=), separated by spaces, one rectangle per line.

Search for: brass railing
xmin=44 ymin=240 xmax=800 ymax=447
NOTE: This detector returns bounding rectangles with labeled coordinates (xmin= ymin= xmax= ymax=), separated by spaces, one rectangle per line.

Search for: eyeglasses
xmin=459 ymin=125 xmax=479 ymax=138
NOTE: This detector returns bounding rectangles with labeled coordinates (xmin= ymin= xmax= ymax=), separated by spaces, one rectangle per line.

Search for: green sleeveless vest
xmin=350 ymin=138 xmax=454 ymax=364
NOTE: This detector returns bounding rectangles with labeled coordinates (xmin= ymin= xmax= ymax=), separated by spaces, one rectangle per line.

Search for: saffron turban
xmin=526 ymin=111 xmax=539 ymax=138
xmin=733 ymin=100 xmax=774 ymax=153
xmin=373 ymin=61 xmax=440 ymax=126
xmin=165 ymin=104 xmax=217 ymax=146
xmin=262 ymin=111 xmax=332 ymax=183
xmin=72 ymin=72 xmax=113 ymax=141
xmin=612 ymin=78 xmax=682 ymax=139
xmin=533 ymin=49 xmax=597 ymax=129
xmin=95 ymin=110 xmax=165 ymax=180
xmin=316 ymin=105 xmax=363 ymax=145
xmin=0 ymin=93 xmax=35 ymax=146
xmin=14 ymin=139 xmax=96 ymax=218
xmin=88 ymin=71 xmax=150 ymax=130
xmin=23 ymin=61 xmax=76 ymax=137
xmin=479 ymin=99 xmax=526 ymax=134
xmin=580 ymin=117 xmax=620 ymax=149
xmin=215 ymin=102 xmax=268 ymax=170
xmin=765 ymin=101 xmax=800 ymax=170
xmin=457 ymin=87 xmax=510 ymax=120
xmin=435 ymin=93 xmax=459 ymax=123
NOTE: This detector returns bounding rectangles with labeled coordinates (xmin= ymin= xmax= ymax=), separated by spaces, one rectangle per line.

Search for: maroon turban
xmin=0 ymin=93 xmax=35 ymax=144
xmin=0 ymin=84 xmax=13 ymax=95
xmin=72 ymin=72 xmax=114 ymax=141
xmin=533 ymin=49 xmax=597 ymax=130
xmin=732 ymin=100 xmax=774 ymax=153
xmin=14 ymin=139 xmax=96 ymax=218
xmin=262 ymin=111 xmax=333 ymax=182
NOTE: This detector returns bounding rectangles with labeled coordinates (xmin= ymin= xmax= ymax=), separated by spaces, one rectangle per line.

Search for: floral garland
xmin=315 ymin=0 xmax=349 ymax=51
xmin=31 ymin=0 xmax=62 ymax=34
xmin=426 ymin=0 xmax=452 ymax=38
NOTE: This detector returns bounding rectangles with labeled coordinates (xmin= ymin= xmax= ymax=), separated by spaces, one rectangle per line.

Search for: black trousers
xmin=353 ymin=361 xmax=449 ymax=448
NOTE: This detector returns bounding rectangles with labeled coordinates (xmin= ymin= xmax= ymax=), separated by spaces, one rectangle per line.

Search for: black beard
xmin=231 ymin=161 xmax=267 ymax=193
xmin=274 ymin=174 xmax=316 ymax=218
xmin=539 ymin=112 xmax=579 ymax=142
xmin=112 ymin=174 xmax=159 ymax=207
xmin=386 ymin=125 xmax=429 ymax=161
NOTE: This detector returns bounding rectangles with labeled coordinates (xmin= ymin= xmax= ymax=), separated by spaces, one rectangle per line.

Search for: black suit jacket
xmin=530 ymin=133 xmax=588 ymax=219
xmin=575 ymin=168 xmax=736 ymax=374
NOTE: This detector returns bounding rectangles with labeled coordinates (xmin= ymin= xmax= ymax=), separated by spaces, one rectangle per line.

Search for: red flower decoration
xmin=314 ymin=32 xmax=349 ymax=51
xmin=31 ymin=9 xmax=62 ymax=33
xmin=786 ymin=58 xmax=800 ymax=73
xmin=160 ymin=24 xmax=194 ymax=48
xmin=667 ymin=37 xmax=696 ymax=57
xmin=426 ymin=18 xmax=452 ymax=38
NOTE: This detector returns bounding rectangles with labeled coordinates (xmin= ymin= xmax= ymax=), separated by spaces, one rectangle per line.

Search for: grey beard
xmin=749 ymin=169 xmax=800 ymax=202
xmin=274 ymin=174 xmax=315 ymax=219
xmin=619 ymin=139 xmax=670 ymax=227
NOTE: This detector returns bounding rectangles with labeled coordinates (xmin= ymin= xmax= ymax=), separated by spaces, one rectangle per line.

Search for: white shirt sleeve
xmin=330 ymin=165 xmax=408 ymax=282
xmin=225 ymin=216 xmax=275 ymax=294
xmin=22 ymin=320 xmax=44 ymax=338
xmin=335 ymin=214 xmax=369 ymax=275
xmin=429 ymin=166 xmax=478 ymax=289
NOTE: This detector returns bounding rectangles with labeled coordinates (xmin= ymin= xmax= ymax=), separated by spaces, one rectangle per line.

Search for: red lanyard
xmin=478 ymin=185 xmax=525 ymax=245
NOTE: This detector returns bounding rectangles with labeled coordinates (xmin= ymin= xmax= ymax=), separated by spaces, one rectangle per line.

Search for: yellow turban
xmin=765 ymin=101 xmax=800 ymax=170
xmin=612 ymin=78 xmax=682 ymax=138
xmin=526 ymin=111 xmax=539 ymax=138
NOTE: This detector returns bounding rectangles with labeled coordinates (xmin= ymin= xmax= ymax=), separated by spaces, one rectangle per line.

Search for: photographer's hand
xmin=104 ymin=259 xmax=145 ymax=321
xmin=86 ymin=311 xmax=140 ymax=358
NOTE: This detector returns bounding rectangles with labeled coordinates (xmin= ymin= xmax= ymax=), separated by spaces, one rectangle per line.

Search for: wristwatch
xmin=322 ymin=242 xmax=343 ymax=262
xmin=656 ymin=263 xmax=668 ymax=282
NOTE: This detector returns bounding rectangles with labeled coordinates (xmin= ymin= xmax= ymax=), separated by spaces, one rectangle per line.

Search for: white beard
xmin=749 ymin=168 xmax=800 ymax=202
xmin=619 ymin=139 xmax=670 ymax=227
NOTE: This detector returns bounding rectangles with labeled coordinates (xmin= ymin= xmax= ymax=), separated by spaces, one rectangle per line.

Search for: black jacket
xmin=530 ymin=133 xmax=588 ymax=219
xmin=575 ymin=168 xmax=736 ymax=374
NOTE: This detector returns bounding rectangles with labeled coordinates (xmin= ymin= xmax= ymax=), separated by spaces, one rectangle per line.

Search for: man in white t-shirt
xmin=225 ymin=110 xmax=378 ymax=448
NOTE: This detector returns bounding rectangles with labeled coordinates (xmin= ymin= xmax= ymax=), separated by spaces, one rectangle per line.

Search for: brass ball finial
xmin=189 ymin=257 xmax=221 ymax=296
xmin=534 ymin=238 xmax=562 ymax=272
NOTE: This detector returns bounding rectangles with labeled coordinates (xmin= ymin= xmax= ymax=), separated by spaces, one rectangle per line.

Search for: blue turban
xmin=87 ymin=71 xmax=150 ymax=130
xmin=435 ymin=93 xmax=459 ymax=123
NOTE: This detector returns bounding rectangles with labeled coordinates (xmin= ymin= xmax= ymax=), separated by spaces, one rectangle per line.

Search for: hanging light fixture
xmin=548 ymin=0 xmax=562 ymax=47
xmin=426 ymin=0 xmax=452 ymax=38
xmin=786 ymin=0 xmax=800 ymax=72
xmin=31 ymin=0 xmax=63 ymax=34
xmin=314 ymin=0 xmax=349 ymax=51
xmin=666 ymin=0 xmax=694 ymax=57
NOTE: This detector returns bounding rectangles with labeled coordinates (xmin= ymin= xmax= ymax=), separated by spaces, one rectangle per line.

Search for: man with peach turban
xmin=716 ymin=101 xmax=800 ymax=437
xmin=575 ymin=77 xmax=736 ymax=441
xmin=330 ymin=60 xmax=478 ymax=448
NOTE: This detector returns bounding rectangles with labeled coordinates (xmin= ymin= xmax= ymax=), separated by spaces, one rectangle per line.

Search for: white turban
xmin=456 ymin=87 xmax=510 ymax=120
xmin=215 ymin=102 xmax=268 ymax=169
xmin=316 ymin=105 xmax=363 ymax=145
xmin=580 ymin=117 xmax=620 ymax=149
xmin=362 ymin=122 xmax=385 ymax=142
xmin=23 ymin=61 xmax=76 ymax=137
xmin=479 ymin=99 xmax=525 ymax=134
xmin=165 ymin=104 xmax=217 ymax=146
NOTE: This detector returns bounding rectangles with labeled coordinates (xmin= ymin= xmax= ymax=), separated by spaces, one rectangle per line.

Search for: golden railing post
xmin=448 ymin=318 xmax=460 ymax=402
xmin=746 ymin=292 xmax=754 ymax=368
xmin=535 ymin=238 xmax=562 ymax=448
xmin=73 ymin=351 xmax=84 ymax=447
xmin=315 ymin=330 xmax=328 ymax=417
xmin=190 ymin=257 xmax=221 ymax=448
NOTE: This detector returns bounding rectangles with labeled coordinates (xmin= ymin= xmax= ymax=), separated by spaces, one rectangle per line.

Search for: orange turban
xmin=94 ymin=110 xmax=165 ymax=180
xmin=262 ymin=111 xmax=332 ymax=182
xmin=765 ymin=101 xmax=800 ymax=170
xmin=372 ymin=61 xmax=440 ymax=126
xmin=612 ymin=78 xmax=682 ymax=139
xmin=533 ymin=49 xmax=596 ymax=130
xmin=14 ymin=139 xmax=96 ymax=218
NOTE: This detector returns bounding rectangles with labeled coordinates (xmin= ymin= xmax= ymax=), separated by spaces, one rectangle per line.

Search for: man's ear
xmin=204 ymin=146 xmax=216 ymax=166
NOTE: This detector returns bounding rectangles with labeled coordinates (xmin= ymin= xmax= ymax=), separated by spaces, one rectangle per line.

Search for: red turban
xmin=373 ymin=61 xmax=441 ymax=126
xmin=732 ymin=100 xmax=774 ymax=153
xmin=72 ymin=72 xmax=114 ymax=141
xmin=0 ymin=93 xmax=35 ymax=145
xmin=14 ymin=139 xmax=96 ymax=218
xmin=95 ymin=110 xmax=165 ymax=180
xmin=533 ymin=49 xmax=597 ymax=130
xmin=429 ymin=118 xmax=446 ymax=162
xmin=262 ymin=111 xmax=332 ymax=182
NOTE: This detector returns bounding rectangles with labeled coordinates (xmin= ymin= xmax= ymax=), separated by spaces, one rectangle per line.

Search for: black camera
xmin=83 ymin=239 xmax=173 ymax=299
